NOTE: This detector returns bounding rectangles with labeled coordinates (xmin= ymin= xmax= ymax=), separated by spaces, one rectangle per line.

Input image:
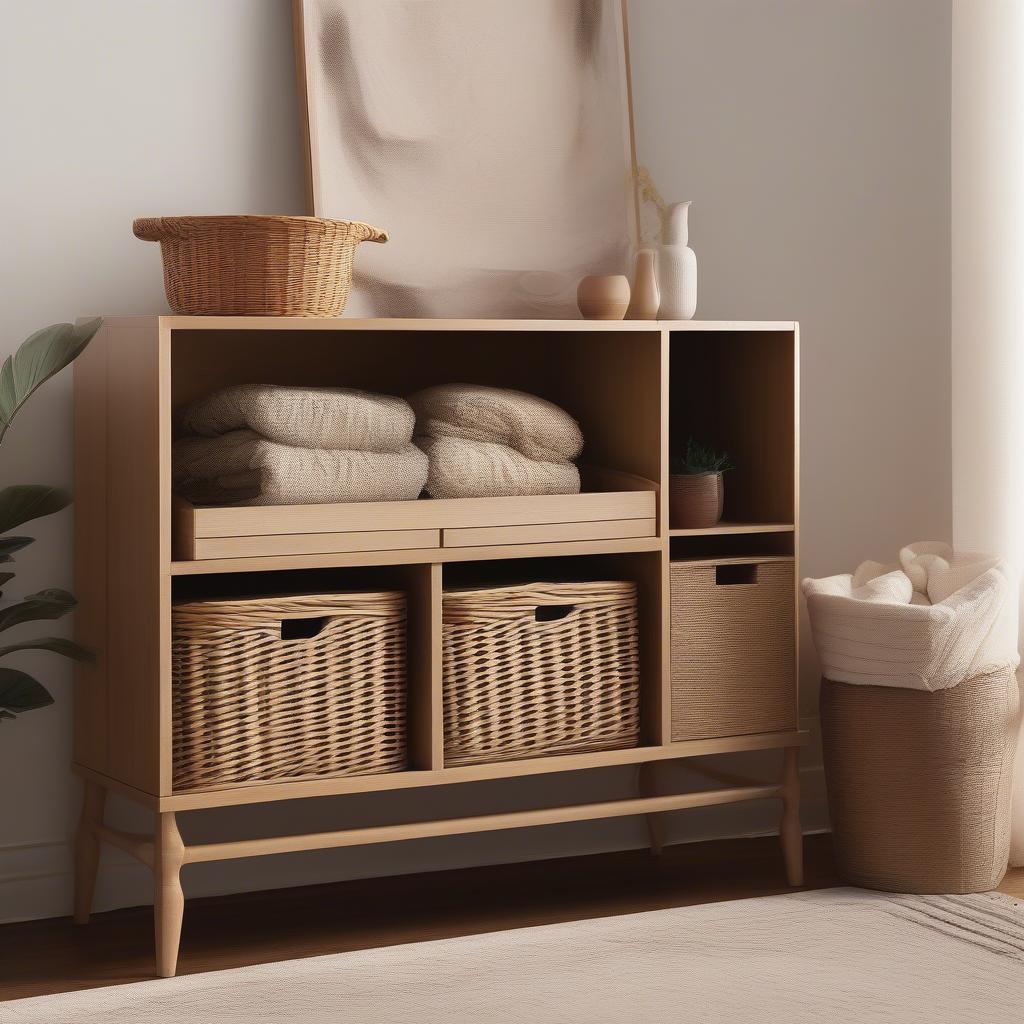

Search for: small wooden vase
xmin=626 ymin=249 xmax=659 ymax=319
xmin=669 ymin=472 xmax=724 ymax=529
xmin=577 ymin=274 xmax=630 ymax=320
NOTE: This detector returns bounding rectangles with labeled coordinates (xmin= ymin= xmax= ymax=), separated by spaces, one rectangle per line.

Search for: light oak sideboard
xmin=72 ymin=316 xmax=804 ymax=976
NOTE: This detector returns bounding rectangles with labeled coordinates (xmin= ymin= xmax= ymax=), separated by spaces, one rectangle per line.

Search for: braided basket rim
xmin=132 ymin=214 xmax=389 ymax=242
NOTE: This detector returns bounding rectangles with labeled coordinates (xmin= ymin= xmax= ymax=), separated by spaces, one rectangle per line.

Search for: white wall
xmin=951 ymin=0 xmax=1024 ymax=864
xmin=0 ymin=0 xmax=952 ymax=923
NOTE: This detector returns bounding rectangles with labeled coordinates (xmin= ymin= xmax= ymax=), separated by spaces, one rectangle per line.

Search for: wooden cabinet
xmin=71 ymin=316 xmax=803 ymax=977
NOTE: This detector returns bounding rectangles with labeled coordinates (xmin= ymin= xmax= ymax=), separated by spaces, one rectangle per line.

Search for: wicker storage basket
xmin=172 ymin=592 xmax=406 ymax=789
xmin=442 ymin=581 xmax=640 ymax=766
xmin=133 ymin=215 xmax=388 ymax=317
xmin=670 ymin=558 xmax=796 ymax=741
xmin=821 ymin=670 xmax=1020 ymax=894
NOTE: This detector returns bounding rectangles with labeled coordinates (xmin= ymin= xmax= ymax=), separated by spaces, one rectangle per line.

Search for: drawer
xmin=187 ymin=528 xmax=440 ymax=560
xmin=172 ymin=474 xmax=657 ymax=561
xmin=442 ymin=518 xmax=656 ymax=548
xmin=670 ymin=557 xmax=796 ymax=741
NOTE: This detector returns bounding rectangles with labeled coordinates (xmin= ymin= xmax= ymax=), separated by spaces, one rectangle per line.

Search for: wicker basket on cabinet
xmin=132 ymin=215 xmax=388 ymax=317
xmin=171 ymin=592 xmax=407 ymax=790
xmin=442 ymin=581 xmax=641 ymax=766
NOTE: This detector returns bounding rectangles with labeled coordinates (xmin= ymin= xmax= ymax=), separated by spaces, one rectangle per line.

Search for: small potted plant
xmin=669 ymin=438 xmax=733 ymax=529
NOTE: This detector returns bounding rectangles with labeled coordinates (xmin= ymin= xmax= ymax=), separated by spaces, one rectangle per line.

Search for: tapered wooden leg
xmin=154 ymin=811 xmax=185 ymax=978
xmin=73 ymin=780 xmax=107 ymax=924
xmin=780 ymin=746 xmax=803 ymax=886
xmin=636 ymin=762 xmax=665 ymax=855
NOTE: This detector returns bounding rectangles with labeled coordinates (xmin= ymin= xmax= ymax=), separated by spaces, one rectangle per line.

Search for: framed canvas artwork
xmin=294 ymin=0 xmax=637 ymax=318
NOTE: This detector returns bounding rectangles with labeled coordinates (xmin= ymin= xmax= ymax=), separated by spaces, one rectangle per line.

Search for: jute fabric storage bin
xmin=442 ymin=581 xmax=640 ymax=766
xmin=670 ymin=558 xmax=796 ymax=741
xmin=820 ymin=669 xmax=1020 ymax=894
xmin=133 ymin=215 xmax=388 ymax=316
xmin=172 ymin=592 xmax=407 ymax=789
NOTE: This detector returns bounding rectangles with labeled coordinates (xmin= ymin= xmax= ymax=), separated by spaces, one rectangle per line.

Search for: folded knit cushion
xmin=416 ymin=436 xmax=580 ymax=499
xmin=409 ymin=384 xmax=583 ymax=463
xmin=179 ymin=384 xmax=415 ymax=452
xmin=173 ymin=430 xmax=428 ymax=506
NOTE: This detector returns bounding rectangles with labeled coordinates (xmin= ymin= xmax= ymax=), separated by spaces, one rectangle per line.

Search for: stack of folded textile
xmin=173 ymin=384 xmax=427 ymax=506
xmin=409 ymin=384 xmax=583 ymax=498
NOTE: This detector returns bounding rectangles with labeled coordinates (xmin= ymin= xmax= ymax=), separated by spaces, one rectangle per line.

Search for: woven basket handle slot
xmin=280 ymin=616 xmax=331 ymax=641
xmin=715 ymin=564 xmax=758 ymax=586
xmin=534 ymin=604 xmax=575 ymax=623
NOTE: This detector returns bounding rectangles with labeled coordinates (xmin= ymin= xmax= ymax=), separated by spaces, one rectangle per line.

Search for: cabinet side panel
xmin=793 ymin=325 xmax=801 ymax=723
xmin=76 ymin=320 xmax=165 ymax=794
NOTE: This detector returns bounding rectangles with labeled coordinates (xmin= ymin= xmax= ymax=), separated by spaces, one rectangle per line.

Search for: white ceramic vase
xmin=626 ymin=249 xmax=659 ymax=319
xmin=657 ymin=201 xmax=697 ymax=320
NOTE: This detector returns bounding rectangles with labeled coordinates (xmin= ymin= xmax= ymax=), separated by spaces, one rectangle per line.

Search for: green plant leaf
xmin=0 ymin=318 xmax=101 ymax=446
xmin=0 ymin=485 xmax=70 ymax=534
xmin=0 ymin=536 xmax=33 ymax=561
xmin=0 ymin=636 xmax=93 ymax=662
xmin=0 ymin=588 xmax=76 ymax=632
xmin=670 ymin=437 xmax=734 ymax=476
xmin=0 ymin=668 xmax=54 ymax=713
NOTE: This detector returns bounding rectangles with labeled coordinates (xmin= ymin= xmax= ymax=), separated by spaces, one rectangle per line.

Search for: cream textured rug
xmin=4 ymin=889 xmax=1024 ymax=1023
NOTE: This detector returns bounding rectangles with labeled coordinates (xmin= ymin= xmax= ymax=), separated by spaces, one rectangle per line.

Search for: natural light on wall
xmin=952 ymin=0 xmax=1024 ymax=865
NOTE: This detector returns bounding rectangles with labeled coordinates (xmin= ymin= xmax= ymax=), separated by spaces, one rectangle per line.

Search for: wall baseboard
xmin=0 ymin=764 xmax=827 ymax=926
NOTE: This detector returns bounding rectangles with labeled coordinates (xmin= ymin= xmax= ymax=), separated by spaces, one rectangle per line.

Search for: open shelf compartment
xmin=170 ymin=326 xmax=663 ymax=561
xmin=669 ymin=330 xmax=796 ymax=527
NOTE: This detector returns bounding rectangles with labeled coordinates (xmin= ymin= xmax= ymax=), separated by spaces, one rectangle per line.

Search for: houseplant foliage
xmin=670 ymin=438 xmax=733 ymax=477
xmin=669 ymin=437 xmax=733 ymax=530
xmin=0 ymin=318 xmax=101 ymax=720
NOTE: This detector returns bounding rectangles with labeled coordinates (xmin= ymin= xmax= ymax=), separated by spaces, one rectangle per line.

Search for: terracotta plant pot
xmin=669 ymin=472 xmax=724 ymax=529
xmin=576 ymin=274 xmax=630 ymax=320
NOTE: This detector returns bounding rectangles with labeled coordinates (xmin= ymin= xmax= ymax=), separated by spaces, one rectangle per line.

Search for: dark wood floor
xmin=2 ymin=833 xmax=1021 ymax=1002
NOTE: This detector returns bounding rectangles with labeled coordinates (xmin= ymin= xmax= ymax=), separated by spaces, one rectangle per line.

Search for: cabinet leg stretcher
xmin=73 ymin=748 xmax=803 ymax=978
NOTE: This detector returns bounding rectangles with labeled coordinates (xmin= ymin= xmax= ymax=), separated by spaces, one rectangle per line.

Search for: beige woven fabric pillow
xmin=180 ymin=384 xmax=415 ymax=452
xmin=417 ymin=436 xmax=580 ymax=499
xmin=173 ymin=431 xmax=427 ymax=506
xmin=409 ymin=384 xmax=583 ymax=463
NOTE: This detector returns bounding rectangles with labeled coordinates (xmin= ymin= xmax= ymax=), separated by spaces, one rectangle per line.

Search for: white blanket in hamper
xmin=802 ymin=541 xmax=1019 ymax=691
xmin=173 ymin=430 xmax=428 ymax=506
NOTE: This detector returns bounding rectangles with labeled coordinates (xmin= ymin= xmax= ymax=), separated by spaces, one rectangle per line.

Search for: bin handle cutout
xmin=716 ymin=564 xmax=758 ymax=586
xmin=535 ymin=604 xmax=575 ymax=623
xmin=281 ymin=616 xmax=330 ymax=640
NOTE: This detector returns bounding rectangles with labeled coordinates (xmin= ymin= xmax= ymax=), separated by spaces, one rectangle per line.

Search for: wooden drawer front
xmin=670 ymin=558 xmax=796 ymax=742
xmin=191 ymin=529 xmax=439 ymax=560
xmin=174 ymin=484 xmax=657 ymax=560
xmin=443 ymin=518 xmax=656 ymax=549
xmin=188 ymin=489 xmax=656 ymax=538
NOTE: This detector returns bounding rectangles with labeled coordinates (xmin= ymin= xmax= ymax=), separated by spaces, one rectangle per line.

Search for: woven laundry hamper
xmin=820 ymin=669 xmax=1020 ymax=894
xmin=172 ymin=592 xmax=407 ymax=790
xmin=442 ymin=581 xmax=641 ymax=766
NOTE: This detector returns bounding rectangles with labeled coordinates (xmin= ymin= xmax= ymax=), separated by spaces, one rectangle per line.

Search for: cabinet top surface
xmin=86 ymin=316 xmax=798 ymax=333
